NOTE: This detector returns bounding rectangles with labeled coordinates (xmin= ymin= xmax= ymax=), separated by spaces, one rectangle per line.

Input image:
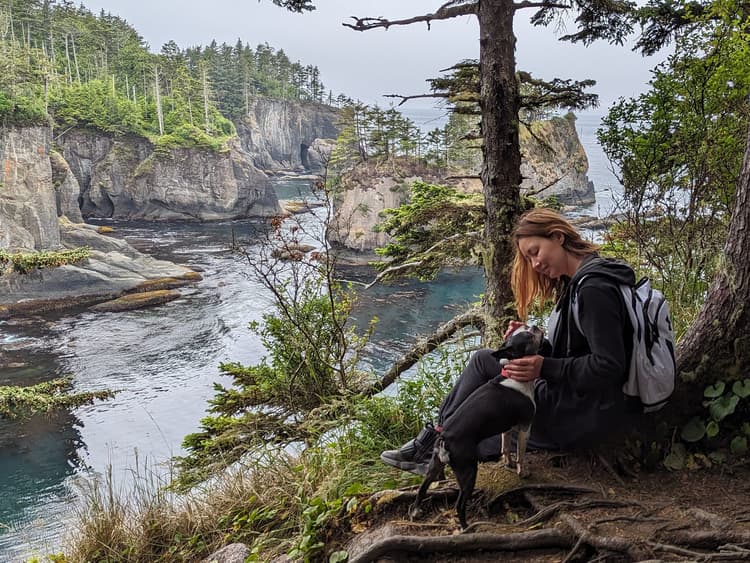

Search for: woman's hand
xmin=503 ymin=355 xmax=543 ymax=382
xmin=504 ymin=320 xmax=526 ymax=340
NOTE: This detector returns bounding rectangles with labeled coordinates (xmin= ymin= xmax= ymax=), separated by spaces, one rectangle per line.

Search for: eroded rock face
xmin=235 ymin=97 xmax=339 ymax=172
xmin=330 ymin=113 xmax=595 ymax=253
xmin=305 ymin=138 xmax=336 ymax=173
xmin=328 ymin=160 xmax=447 ymax=253
xmin=58 ymin=130 xmax=280 ymax=221
xmin=520 ymin=113 xmax=594 ymax=206
xmin=0 ymin=126 xmax=60 ymax=250
xmin=0 ymin=126 xmax=199 ymax=312
xmin=50 ymin=149 xmax=84 ymax=223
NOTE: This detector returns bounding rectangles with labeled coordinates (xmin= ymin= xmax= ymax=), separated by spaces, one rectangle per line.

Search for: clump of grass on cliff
xmin=0 ymin=247 xmax=90 ymax=275
xmin=62 ymin=344 xmax=471 ymax=562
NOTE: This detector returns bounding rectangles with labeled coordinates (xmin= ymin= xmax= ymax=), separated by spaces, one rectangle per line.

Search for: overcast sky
xmin=83 ymin=0 xmax=667 ymax=114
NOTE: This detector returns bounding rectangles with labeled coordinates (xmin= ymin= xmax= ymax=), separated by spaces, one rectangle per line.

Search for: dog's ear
xmin=491 ymin=345 xmax=512 ymax=359
xmin=539 ymin=338 xmax=553 ymax=357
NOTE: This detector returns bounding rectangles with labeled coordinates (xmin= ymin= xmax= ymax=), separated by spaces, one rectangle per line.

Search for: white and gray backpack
xmin=571 ymin=276 xmax=677 ymax=413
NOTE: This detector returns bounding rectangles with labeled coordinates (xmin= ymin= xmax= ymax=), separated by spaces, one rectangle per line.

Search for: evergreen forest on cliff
xmin=3 ymin=0 xmax=750 ymax=562
xmin=0 ymin=0 xmax=335 ymax=147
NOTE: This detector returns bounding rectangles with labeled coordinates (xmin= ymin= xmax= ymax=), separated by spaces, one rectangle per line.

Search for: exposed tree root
xmin=347 ymin=528 xmax=572 ymax=563
xmin=342 ymin=462 xmax=750 ymax=563
xmin=513 ymin=497 xmax=637 ymax=527
xmin=664 ymin=529 xmax=750 ymax=549
xmin=487 ymin=482 xmax=598 ymax=511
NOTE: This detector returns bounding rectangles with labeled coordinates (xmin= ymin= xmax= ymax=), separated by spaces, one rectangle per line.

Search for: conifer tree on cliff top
xmin=270 ymin=0 xmax=635 ymax=341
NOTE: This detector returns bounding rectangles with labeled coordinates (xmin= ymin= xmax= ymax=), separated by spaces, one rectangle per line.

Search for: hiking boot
xmin=380 ymin=423 xmax=439 ymax=476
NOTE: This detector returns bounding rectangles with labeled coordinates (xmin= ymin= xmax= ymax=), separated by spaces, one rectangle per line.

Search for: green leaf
xmin=732 ymin=379 xmax=750 ymax=399
xmin=681 ymin=417 xmax=706 ymax=442
xmin=329 ymin=551 xmax=349 ymax=563
xmin=742 ymin=422 xmax=750 ymax=436
xmin=706 ymin=420 xmax=720 ymax=438
xmin=664 ymin=443 xmax=686 ymax=470
xmin=709 ymin=394 xmax=740 ymax=422
xmin=731 ymin=436 xmax=748 ymax=456
xmin=344 ymin=482 xmax=365 ymax=495
xmin=704 ymin=382 xmax=726 ymax=398
xmin=345 ymin=497 xmax=358 ymax=514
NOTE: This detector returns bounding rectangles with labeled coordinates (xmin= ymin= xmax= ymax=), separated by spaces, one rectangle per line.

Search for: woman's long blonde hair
xmin=511 ymin=208 xmax=599 ymax=319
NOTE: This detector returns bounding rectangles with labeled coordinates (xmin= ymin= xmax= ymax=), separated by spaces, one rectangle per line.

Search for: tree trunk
xmin=478 ymin=1 xmax=524 ymax=342
xmin=674 ymin=120 xmax=750 ymax=413
xmin=71 ymin=34 xmax=81 ymax=83
xmin=154 ymin=66 xmax=164 ymax=136
xmin=202 ymin=65 xmax=211 ymax=134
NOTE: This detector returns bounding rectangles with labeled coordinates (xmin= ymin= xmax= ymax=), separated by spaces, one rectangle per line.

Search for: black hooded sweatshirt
xmin=530 ymin=254 xmax=636 ymax=450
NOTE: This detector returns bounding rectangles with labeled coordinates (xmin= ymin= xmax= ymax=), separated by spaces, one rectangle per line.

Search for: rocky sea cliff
xmin=329 ymin=113 xmax=593 ymax=254
xmin=0 ymin=97 xmax=340 ymax=313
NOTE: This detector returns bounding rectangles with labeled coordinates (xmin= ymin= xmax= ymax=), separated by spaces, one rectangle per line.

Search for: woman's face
xmin=517 ymin=233 xmax=572 ymax=280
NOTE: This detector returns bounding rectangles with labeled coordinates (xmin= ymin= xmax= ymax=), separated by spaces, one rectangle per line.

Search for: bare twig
xmin=363 ymin=261 xmax=424 ymax=290
xmin=364 ymin=231 xmax=482 ymax=290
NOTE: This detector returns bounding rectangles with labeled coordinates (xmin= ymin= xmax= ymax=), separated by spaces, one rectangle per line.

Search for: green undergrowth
xmin=59 ymin=344 xmax=474 ymax=562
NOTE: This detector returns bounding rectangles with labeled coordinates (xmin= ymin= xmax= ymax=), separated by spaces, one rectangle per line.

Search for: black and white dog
xmin=409 ymin=325 xmax=549 ymax=529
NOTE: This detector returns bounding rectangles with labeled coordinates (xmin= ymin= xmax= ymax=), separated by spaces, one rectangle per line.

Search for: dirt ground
xmin=331 ymin=451 xmax=750 ymax=562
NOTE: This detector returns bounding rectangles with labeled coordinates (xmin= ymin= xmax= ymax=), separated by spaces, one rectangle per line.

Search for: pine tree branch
xmin=365 ymin=231 xmax=483 ymax=290
xmin=343 ymin=2 xmax=478 ymax=32
xmin=383 ymin=92 xmax=451 ymax=106
xmin=514 ymin=1 xmax=569 ymax=10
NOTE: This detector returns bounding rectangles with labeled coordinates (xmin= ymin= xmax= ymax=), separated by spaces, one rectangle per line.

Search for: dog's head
xmin=491 ymin=324 xmax=549 ymax=361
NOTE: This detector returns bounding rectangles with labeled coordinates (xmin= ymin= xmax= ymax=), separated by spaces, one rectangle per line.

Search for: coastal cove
xmin=0 ymin=112 xmax=618 ymax=560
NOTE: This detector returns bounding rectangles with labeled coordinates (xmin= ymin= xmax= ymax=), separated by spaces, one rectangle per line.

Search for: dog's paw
xmin=408 ymin=503 xmax=423 ymax=521
xmin=501 ymin=453 xmax=513 ymax=468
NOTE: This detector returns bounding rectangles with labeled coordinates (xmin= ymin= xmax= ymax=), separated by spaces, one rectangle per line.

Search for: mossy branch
xmin=364 ymin=306 xmax=487 ymax=395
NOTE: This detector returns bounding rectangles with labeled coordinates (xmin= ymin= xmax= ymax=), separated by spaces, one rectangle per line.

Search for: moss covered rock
xmin=89 ymin=289 xmax=181 ymax=313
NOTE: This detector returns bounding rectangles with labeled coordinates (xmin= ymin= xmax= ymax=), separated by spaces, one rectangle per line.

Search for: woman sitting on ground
xmin=381 ymin=208 xmax=636 ymax=475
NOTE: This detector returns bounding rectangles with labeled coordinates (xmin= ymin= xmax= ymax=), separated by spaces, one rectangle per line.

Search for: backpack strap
xmin=568 ymin=273 xmax=635 ymax=353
